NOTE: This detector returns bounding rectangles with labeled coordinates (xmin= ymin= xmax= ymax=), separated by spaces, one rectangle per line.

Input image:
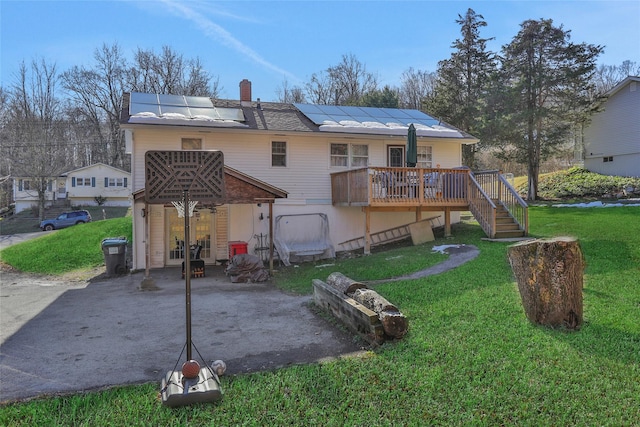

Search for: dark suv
xmin=40 ymin=210 xmax=92 ymax=231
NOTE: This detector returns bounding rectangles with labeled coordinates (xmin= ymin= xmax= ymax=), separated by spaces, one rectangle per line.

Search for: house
xmin=121 ymin=79 xmax=527 ymax=272
xmin=13 ymin=163 xmax=131 ymax=214
xmin=584 ymin=76 xmax=640 ymax=177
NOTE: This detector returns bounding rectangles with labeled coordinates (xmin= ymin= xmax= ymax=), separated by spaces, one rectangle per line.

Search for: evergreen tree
xmin=359 ymin=86 xmax=399 ymax=108
xmin=425 ymin=8 xmax=497 ymax=168
xmin=499 ymin=19 xmax=602 ymax=201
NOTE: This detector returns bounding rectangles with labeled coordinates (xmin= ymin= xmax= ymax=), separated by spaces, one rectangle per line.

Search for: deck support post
xmin=415 ymin=206 xmax=422 ymax=222
xmin=444 ymin=207 xmax=452 ymax=237
xmin=364 ymin=207 xmax=371 ymax=255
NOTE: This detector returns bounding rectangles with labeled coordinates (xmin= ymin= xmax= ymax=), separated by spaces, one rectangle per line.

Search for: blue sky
xmin=1 ymin=0 xmax=639 ymax=102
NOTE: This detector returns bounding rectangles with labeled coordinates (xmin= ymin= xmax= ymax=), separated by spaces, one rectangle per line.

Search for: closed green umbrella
xmin=406 ymin=123 xmax=417 ymax=167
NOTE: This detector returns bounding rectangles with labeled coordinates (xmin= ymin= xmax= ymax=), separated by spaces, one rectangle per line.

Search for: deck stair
xmin=493 ymin=202 xmax=526 ymax=239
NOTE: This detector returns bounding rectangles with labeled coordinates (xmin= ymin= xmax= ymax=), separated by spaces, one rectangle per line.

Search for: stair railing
xmin=475 ymin=170 xmax=528 ymax=236
xmin=468 ymin=173 xmax=497 ymax=238
xmin=496 ymin=174 xmax=528 ymax=235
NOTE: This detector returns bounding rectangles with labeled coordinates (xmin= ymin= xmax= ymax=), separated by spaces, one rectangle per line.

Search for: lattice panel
xmin=145 ymin=150 xmax=225 ymax=204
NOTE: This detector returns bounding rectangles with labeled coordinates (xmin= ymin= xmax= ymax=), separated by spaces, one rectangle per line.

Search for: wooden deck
xmin=331 ymin=166 xmax=470 ymax=209
xmin=331 ymin=167 xmax=528 ymax=252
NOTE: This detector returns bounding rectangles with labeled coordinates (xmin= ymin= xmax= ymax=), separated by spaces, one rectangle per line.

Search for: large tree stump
xmin=352 ymin=288 xmax=408 ymax=338
xmin=326 ymin=272 xmax=368 ymax=295
xmin=507 ymin=237 xmax=584 ymax=330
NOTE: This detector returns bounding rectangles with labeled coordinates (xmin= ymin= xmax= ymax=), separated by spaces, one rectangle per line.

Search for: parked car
xmin=40 ymin=210 xmax=92 ymax=231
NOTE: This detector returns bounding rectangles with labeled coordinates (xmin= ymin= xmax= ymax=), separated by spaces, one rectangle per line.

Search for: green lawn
xmin=1 ymin=206 xmax=639 ymax=425
xmin=0 ymin=217 xmax=132 ymax=274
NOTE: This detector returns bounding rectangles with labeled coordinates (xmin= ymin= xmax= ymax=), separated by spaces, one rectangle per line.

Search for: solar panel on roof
xmin=217 ymin=107 xmax=245 ymax=121
xmin=293 ymin=103 xmax=440 ymax=127
xmin=131 ymin=92 xmax=159 ymax=104
xmin=185 ymin=96 xmax=214 ymax=108
xmin=157 ymin=94 xmax=187 ymax=106
xmin=129 ymin=92 xmax=244 ymax=122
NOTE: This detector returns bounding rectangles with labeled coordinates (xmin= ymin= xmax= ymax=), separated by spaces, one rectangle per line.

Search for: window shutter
xmin=105 ymin=177 xmax=109 ymax=187
xmin=124 ymin=177 xmax=128 ymax=187
xmin=72 ymin=177 xmax=76 ymax=187
xmin=92 ymin=177 xmax=96 ymax=187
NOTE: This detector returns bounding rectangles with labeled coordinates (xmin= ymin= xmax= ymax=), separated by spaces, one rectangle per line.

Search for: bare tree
xmin=275 ymin=79 xmax=306 ymax=103
xmin=2 ymin=60 xmax=70 ymax=220
xmin=128 ymin=45 xmax=220 ymax=97
xmin=305 ymin=53 xmax=378 ymax=105
xmin=62 ymin=43 xmax=129 ymax=169
xmin=592 ymin=60 xmax=640 ymax=94
xmin=398 ymin=67 xmax=437 ymax=110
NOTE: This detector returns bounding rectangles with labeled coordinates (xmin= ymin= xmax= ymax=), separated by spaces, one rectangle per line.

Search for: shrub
xmin=516 ymin=167 xmax=640 ymax=200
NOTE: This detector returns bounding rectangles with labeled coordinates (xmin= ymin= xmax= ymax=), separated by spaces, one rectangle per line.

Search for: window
xmin=351 ymin=144 xmax=369 ymax=167
xmin=181 ymin=138 xmax=202 ymax=150
xmin=271 ymin=141 xmax=287 ymax=167
xmin=107 ymin=177 xmax=126 ymax=187
xmin=417 ymin=146 xmax=433 ymax=168
xmin=76 ymin=178 xmax=91 ymax=187
xmin=331 ymin=144 xmax=348 ymax=167
xmin=603 ymin=156 xmax=613 ymax=162
xmin=331 ymin=143 xmax=368 ymax=167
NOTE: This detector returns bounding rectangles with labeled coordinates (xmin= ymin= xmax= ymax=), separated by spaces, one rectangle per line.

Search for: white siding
xmin=129 ymin=126 xmax=468 ymax=268
xmin=67 ymin=164 xmax=131 ymax=206
xmin=584 ymin=79 xmax=640 ymax=177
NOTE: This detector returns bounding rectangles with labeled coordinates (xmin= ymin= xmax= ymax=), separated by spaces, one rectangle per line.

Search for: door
xmin=166 ymin=207 xmax=214 ymax=266
xmin=388 ymin=145 xmax=405 ymax=167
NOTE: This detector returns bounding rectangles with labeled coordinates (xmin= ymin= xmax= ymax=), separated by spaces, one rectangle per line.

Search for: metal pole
xmin=184 ymin=191 xmax=192 ymax=361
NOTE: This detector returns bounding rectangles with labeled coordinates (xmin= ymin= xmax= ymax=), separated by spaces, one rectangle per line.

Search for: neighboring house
xmin=13 ymin=163 xmax=131 ymax=214
xmin=584 ymin=76 xmax=640 ymax=177
xmin=121 ymin=79 xmax=526 ymax=272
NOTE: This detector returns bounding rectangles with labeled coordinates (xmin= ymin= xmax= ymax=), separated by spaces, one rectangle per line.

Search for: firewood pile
xmin=312 ymin=272 xmax=408 ymax=344
xmin=225 ymin=254 xmax=269 ymax=283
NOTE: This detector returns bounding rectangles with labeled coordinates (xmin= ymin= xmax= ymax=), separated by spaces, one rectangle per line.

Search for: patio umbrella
xmin=406 ymin=123 xmax=417 ymax=167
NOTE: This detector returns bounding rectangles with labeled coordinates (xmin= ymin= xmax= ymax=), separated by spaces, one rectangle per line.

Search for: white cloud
xmin=157 ymin=0 xmax=298 ymax=81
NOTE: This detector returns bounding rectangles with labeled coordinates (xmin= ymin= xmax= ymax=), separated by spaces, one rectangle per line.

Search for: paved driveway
xmin=0 ymin=267 xmax=364 ymax=403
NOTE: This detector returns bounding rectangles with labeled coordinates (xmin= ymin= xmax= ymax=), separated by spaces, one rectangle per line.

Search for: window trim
xmin=271 ymin=141 xmax=287 ymax=168
xmin=330 ymin=143 xmax=369 ymax=168
xmin=417 ymin=145 xmax=433 ymax=168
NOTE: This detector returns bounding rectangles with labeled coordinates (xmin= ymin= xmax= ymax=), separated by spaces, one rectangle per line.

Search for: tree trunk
xmin=352 ymin=289 xmax=397 ymax=312
xmin=326 ymin=272 xmax=368 ymax=295
xmin=507 ymin=237 xmax=584 ymax=330
xmin=352 ymin=288 xmax=408 ymax=338
xmin=379 ymin=310 xmax=409 ymax=339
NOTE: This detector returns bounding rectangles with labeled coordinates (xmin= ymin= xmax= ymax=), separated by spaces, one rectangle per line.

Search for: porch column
xmin=364 ymin=207 xmax=371 ymax=255
xmin=444 ymin=207 xmax=452 ymax=237
xmin=269 ymin=201 xmax=274 ymax=274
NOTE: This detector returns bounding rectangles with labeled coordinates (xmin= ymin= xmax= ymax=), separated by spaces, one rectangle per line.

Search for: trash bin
xmin=101 ymin=237 xmax=128 ymax=277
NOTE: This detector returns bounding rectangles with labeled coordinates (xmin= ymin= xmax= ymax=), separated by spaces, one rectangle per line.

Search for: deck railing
xmin=475 ymin=170 xmax=529 ymax=236
xmin=331 ymin=167 xmax=527 ymax=239
xmin=331 ymin=167 xmax=471 ymax=207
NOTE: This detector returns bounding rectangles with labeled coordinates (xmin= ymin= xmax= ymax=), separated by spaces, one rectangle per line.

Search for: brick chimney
xmin=240 ymin=79 xmax=251 ymax=106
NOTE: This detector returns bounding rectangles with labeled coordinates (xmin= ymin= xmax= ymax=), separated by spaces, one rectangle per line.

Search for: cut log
xmin=311 ymin=279 xmax=384 ymax=344
xmin=507 ymin=237 xmax=584 ymax=330
xmin=380 ymin=310 xmax=408 ymax=339
xmin=352 ymin=289 xmax=397 ymax=313
xmin=352 ymin=288 xmax=408 ymax=338
xmin=326 ymin=272 xmax=368 ymax=295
